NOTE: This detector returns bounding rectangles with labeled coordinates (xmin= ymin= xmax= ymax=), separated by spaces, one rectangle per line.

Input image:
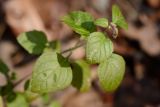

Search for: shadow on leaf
xmin=71 ymin=63 xmax=83 ymax=90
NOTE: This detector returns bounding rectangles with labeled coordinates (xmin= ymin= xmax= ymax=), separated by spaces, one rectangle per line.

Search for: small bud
xmin=109 ymin=23 xmax=118 ymax=39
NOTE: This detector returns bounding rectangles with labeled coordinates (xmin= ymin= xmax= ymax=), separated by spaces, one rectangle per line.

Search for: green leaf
xmin=62 ymin=11 xmax=96 ymax=37
xmin=24 ymin=79 xmax=40 ymax=102
xmin=30 ymin=51 xmax=72 ymax=93
xmin=1 ymin=82 xmax=14 ymax=96
xmin=49 ymin=101 xmax=61 ymax=107
xmin=10 ymin=72 xmax=16 ymax=80
xmin=10 ymin=71 xmax=17 ymax=80
xmin=24 ymin=90 xmax=40 ymax=102
xmin=42 ymin=94 xmax=50 ymax=104
xmin=6 ymin=92 xmax=16 ymax=102
xmin=17 ymin=30 xmax=48 ymax=54
xmin=0 ymin=96 xmax=3 ymax=107
xmin=98 ymin=53 xmax=125 ymax=92
xmin=7 ymin=93 xmax=29 ymax=107
xmin=86 ymin=32 xmax=113 ymax=64
xmin=0 ymin=59 xmax=9 ymax=75
xmin=71 ymin=60 xmax=91 ymax=92
xmin=48 ymin=41 xmax=61 ymax=53
xmin=24 ymin=80 xmax=30 ymax=91
xmin=94 ymin=18 xmax=108 ymax=28
xmin=112 ymin=5 xmax=128 ymax=29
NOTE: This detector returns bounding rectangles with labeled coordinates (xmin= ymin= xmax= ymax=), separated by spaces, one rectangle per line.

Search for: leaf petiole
xmin=61 ymin=41 xmax=85 ymax=54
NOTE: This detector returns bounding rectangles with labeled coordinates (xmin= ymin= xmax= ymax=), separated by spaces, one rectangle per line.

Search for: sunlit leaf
xmin=17 ymin=30 xmax=48 ymax=54
xmin=98 ymin=53 xmax=125 ymax=92
xmin=24 ymin=81 xmax=40 ymax=102
xmin=71 ymin=60 xmax=91 ymax=92
xmin=86 ymin=32 xmax=113 ymax=64
xmin=0 ymin=96 xmax=3 ymax=107
xmin=62 ymin=11 xmax=96 ymax=37
xmin=94 ymin=18 xmax=108 ymax=28
xmin=112 ymin=5 xmax=128 ymax=29
xmin=24 ymin=90 xmax=40 ymax=102
xmin=30 ymin=51 xmax=72 ymax=93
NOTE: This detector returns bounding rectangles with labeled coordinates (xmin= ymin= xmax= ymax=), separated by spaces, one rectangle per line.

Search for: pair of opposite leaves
xmin=62 ymin=4 xmax=128 ymax=38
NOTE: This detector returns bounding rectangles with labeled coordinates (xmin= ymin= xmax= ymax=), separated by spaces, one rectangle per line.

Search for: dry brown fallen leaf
xmin=123 ymin=15 xmax=160 ymax=56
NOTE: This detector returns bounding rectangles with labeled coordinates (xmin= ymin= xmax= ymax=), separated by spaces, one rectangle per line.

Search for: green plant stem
xmin=66 ymin=39 xmax=81 ymax=59
xmin=61 ymin=42 xmax=85 ymax=54
xmin=13 ymin=72 xmax=32 ymax=88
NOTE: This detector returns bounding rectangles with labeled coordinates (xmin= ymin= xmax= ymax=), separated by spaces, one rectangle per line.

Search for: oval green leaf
xmin=71 ymin=60 xmax=91 ymax=92
xmin=62 ymin=11 xmax=96 ymax=37
xmin=98 ymin=53 xmax=125 ymax=92
xmin=30 ymin=51 xmax=72 ymax=93
xmin=94 ymin=18 xmax=108 ymax=28
xmin=112 ymin=5 xmax=128 ymax=29
xmin=17 ymin=30 xmax=48 ymax=54
xmin=86 ymin=32 xmax=113 ymax=64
